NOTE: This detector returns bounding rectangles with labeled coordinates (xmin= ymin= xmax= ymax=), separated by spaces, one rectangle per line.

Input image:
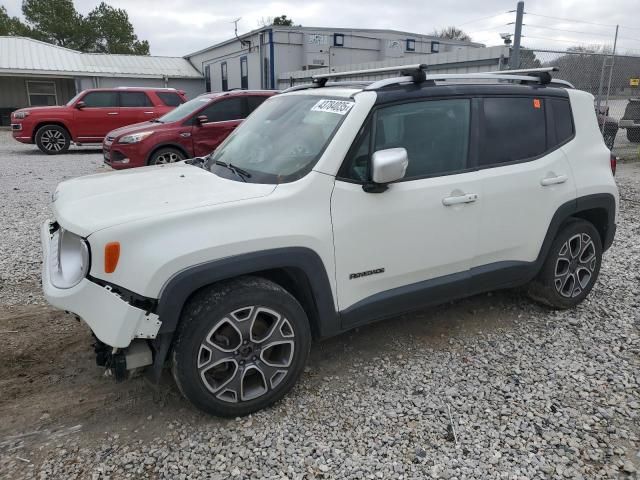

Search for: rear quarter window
xmin=156 ymin=92 xmax=185 ymax=107
xmin=549 ymin=98 xmax=574 ymax=145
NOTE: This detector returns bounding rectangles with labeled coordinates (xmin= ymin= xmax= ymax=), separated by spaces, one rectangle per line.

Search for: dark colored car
xmin=10 ymin=87 xmax=187 ymax=154
xmin=620 ymin=98 xmax=640 ymax=142
xmin=103 ymin=90 xmax=276 ymax=169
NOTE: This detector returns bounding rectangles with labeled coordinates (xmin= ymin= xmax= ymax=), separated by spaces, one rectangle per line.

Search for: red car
xmin=103 ymin=90 xmax=276 ymax=169
xmin=10 ymin=87 xmax=187 ymax=154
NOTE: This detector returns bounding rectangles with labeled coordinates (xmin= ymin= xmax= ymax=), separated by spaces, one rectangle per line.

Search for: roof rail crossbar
xmin=364 ymin=67 xmax=569 ymax=90
xmin=311 ymin=63 xmax=428 ymax=88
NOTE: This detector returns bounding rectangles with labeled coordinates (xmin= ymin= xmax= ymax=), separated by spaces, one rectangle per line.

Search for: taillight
xmin=610 ymin=153 xmax=617 ymax=176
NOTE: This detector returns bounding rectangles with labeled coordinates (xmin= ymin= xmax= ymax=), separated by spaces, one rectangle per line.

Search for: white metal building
xmin=186 ymin=26 xmax=485 ymax=93
xmin=0 ymin=36 xmax=204 ymax=125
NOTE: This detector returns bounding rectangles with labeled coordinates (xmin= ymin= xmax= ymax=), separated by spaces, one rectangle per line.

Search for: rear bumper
xmin=41 ymin=220 xmax=161 ymax=348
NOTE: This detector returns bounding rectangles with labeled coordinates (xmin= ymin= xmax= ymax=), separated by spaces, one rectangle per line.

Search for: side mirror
xmin=196 ymin=115 xmax=208 ymax=125
xmin=364 ymin=148 xmax=408 ymax=193
xmin=75 ymin=101 xmax=86 ymax=109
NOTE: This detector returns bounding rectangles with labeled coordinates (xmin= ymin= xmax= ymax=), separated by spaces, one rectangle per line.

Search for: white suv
xmin=41 ymin=66 xmax=618 ymax=416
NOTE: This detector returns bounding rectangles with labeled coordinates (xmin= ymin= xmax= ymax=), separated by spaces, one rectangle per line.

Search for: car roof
xmin=195 ymin=90 xmax=279 ymax=101
xmin=279 ymin=82 xmax=571 ymax=104
xmin=86 ymin=87 xmax=181 ymax=92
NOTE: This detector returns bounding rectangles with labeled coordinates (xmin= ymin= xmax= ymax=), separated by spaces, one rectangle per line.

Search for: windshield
xmin=66 ymin=92 xmax=83 ymax=106
xmin=208 ymin=95 xmax=353 ymax=183
xmin=158 ymin=96 xmax=212 ymax=123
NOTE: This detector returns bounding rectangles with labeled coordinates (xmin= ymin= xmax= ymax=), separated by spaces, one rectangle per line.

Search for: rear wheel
xmin=35 ymin=125 xmax=70 ymax=154
xmin=148 ymin=147 xmax=185 ymax=165
xmin=626 ymin=127 xmax=640 ymax=143
xmin=528 ymin=219 xmax=602 ymax=309
xmin=171 ymin=277 xmax=311 ymax=417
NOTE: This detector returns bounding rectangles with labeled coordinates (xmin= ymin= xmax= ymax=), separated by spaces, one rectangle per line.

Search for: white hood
xmin=52 ymin=163 xmax=276 ymax=237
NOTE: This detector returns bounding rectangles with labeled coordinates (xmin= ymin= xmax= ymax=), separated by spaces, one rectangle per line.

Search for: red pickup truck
xmin=10 ymin=87 xmax=187 ymax=154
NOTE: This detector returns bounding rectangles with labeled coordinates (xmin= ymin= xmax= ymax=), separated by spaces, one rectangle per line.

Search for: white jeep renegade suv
xmin=41 ymin=66 xmax=618 ymax=416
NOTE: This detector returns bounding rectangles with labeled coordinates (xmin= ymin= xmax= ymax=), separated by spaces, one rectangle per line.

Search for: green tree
xmin=0 ymin=6 xmax=32 ymax=36
xmin=433 ymin=26 xmax=472 ymax=42
xmin=1 ymin=0 xmax=150 ymax=54
xmin=86 ymin=2 xmax=149 ymax=54
xmin=272 ymin=15 xmax=294 ymax=26
xmin=22 ymin=0 xmax=87 ymax=48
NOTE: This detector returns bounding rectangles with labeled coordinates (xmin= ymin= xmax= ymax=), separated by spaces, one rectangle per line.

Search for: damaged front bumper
xmin=41 ymin=220 xmax=160 ymax=374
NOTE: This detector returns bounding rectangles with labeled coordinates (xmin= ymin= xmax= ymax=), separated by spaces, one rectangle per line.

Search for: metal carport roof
xmin=0 ymin=36 xmax=202 ymax=79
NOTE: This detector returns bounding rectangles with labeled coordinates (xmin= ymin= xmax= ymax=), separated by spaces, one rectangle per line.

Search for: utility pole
xmin=510 ymin=1 xmax=524 ymax=69
xmin=603 ymin=25 xmax=619 ymax=112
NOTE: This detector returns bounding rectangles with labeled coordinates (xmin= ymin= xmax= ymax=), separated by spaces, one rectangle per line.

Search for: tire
xmin=148 ymin=147 xmax=185 ymax=165
xmin=35 ymin=124 xmax=70 ymax=154
xmin=171 ymin=276 xmax=311 ymax=417
xmin=626 ymin=128 xmax=640 ymax=143
xmin=528 ymin=219 xmax=602 ymax=309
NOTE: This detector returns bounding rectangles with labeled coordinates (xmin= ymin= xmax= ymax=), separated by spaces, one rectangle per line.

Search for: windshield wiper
xmin=150 ymin=118 xmax=163 ymax=123
xmin=210 ymin=159 xmax=252 ymax=182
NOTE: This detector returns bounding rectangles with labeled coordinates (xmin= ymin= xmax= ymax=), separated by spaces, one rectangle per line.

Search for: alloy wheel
xmin=155 ymin=152 xmax=182 ymax=164
xmin=554 ymin=233 xmax=597 ymax=298
xmin=197 ymin=306 xmax=295 ymax=403
xmin=41 ymin=129 xmax=67 ymax=152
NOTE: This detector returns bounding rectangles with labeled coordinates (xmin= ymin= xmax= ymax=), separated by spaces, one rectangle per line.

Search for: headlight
xmin=50 ymin=227 xmax=90 ymax=289
xmin=13 ymin=111 xmax=29 ymax=119
xmin=118 ymin=131 xmax=154 ymax=144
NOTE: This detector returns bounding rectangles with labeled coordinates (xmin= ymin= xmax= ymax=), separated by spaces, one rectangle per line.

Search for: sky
xmin=3 ymin=0 xmax=640 ymax=57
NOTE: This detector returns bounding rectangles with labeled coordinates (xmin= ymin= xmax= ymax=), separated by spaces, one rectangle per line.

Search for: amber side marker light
xmin=104 ymin=242 xmax=120 ymax=273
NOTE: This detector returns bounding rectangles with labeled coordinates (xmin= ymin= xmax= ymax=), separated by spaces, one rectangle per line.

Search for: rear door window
xmin=478 ymin=97 xmax=546 ymax=166
xmin=199 ymin=97 xmax=246 ymax=123
xmin=81 ymin=91 xmax=118 ymax=108
xmin=119 ymin=92 xmax=153 ymax=107
xmin=156 ymin=91 xmax=185 ymax=107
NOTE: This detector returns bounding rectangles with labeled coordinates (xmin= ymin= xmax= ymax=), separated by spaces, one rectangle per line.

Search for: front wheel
xmin=528 ymin=219 xmax=602 ymax=309
xmin=35 ymin=125 xmax=70 ymax=154
xmin=148 ymin=147 xmax=185 ymax=165
xmin=171 ymin=277 xmax=311 ymax=417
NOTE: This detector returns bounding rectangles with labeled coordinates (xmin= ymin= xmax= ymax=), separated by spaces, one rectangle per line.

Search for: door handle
xmin=107 ymin=112 xmax=119 ymax=115
xmin=143 ymin=111 xmax=155 ymax=114
xmin=540 ymin=175 xmax=568 ymax=186
xmin=442 ymin=193 xmax=478 ymax=206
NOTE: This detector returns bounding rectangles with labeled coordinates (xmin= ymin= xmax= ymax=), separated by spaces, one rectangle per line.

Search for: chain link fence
xmin=519 ymin=48 xmax=640 ymax=159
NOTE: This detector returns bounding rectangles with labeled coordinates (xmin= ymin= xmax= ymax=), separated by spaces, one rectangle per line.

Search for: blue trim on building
xmin=268 ymin=29 xmax=275 ymax=89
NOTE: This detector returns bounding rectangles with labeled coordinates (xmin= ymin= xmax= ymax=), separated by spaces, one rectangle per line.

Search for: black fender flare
xmin=149 ymin=247 xmax=338 ymax=379
xmin=527 ymin=192 xmax=616 ymax=283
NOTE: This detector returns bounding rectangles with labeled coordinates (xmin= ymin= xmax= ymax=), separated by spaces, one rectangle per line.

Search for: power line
xmin=523 ymin=24 xmax=614 ymax=38
xmin=526 ymin=11 xmax=640 ymax=32
xmin=521 ymin=35 xmax=603 ymax=45
xmin=525 ymin=12 xmax=615 ymax=28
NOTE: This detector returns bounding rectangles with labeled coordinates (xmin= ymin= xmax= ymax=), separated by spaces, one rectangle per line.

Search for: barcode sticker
xmin=311 ymin=99 xmax=354 ymax=115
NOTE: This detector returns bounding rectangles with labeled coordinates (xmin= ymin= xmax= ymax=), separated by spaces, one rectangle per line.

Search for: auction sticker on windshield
xmin=311 ymin=99 xmax=354 ymax=115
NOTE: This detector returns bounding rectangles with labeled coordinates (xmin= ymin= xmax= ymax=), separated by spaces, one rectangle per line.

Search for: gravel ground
xmin=0 ymin=131 xmax=639 ymax=479
xmin=0 ymin=132 xmax=106 ymax=305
